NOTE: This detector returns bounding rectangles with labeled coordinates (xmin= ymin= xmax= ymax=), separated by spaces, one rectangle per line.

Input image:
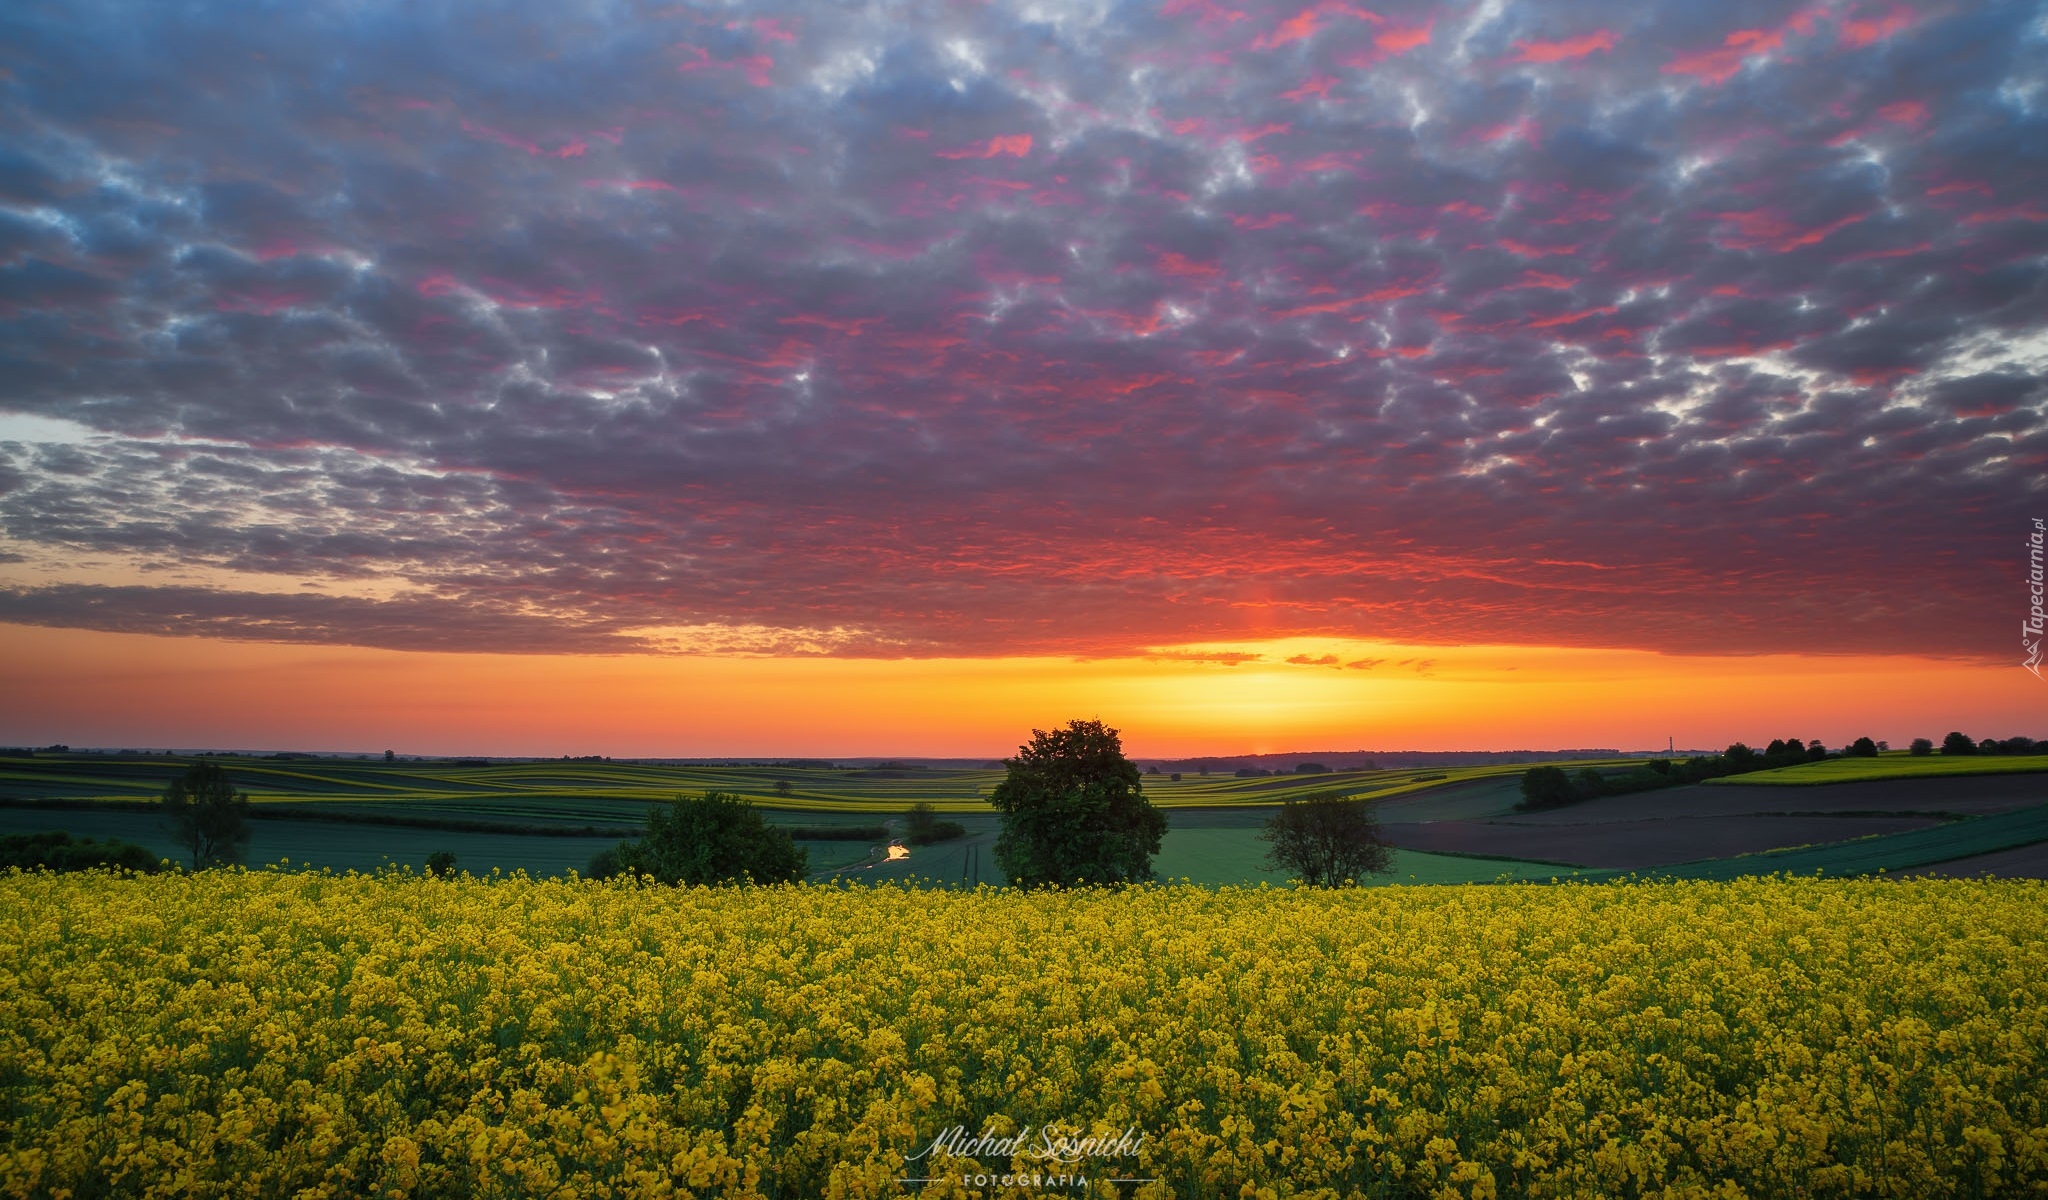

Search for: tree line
xmin=1517 ymin=730 xmax=2040 ymax=811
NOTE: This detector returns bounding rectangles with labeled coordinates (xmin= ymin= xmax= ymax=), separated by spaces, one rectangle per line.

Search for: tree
xmin=1262 ymin=791 xmax=1392 ymax=886
xmin=1849 ymin=737 xmax=1879 ymax=757
xmin=1518 ymin=765 xmax=1577 ymax=810
xmin=599 ymin=792 xmax=806 ymax=885
xmin=161 ymin=761 xmax=251 ymax=869
xmin=1806 ymin=739 xmax=1829 ymax=761
xmin=425 ymin=851 xmax=457 ymax=878
xmin=903 ymin=801 xmax=965 ymax=845
xmin=773 ymin=779 xmax=794 ymax=797
xmin=1941 ymin=731 xmax=1977 ymax=756
xmin=989 ymin=719 xmax=1165 ymax=888
xmin=1909 ymin=737 xmax=1934 ymax=756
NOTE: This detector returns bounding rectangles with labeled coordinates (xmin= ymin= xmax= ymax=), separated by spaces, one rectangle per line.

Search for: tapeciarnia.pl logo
xmin=2028 ymin=518 xmax=2045 ymax=680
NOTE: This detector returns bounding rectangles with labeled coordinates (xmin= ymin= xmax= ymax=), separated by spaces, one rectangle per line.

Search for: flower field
xmin=2 ymin=871 xmax=2044 ymax=1199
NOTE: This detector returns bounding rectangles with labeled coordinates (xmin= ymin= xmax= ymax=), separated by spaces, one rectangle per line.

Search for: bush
xmin=0 ymin=831 xmax=159 ymax=873
xmin=425 ymin=851 xmax=457 ymax=878
xmin=603 ymin=792 xmax=807 ymax=886
xmin=1910 ymin=738 xmax=1934 ymax=756
xmin=902 ymin=803 xmax=965 ymax=846
xmin=1941 ymin=732 xmax=1977 ymax=756
xmin=1518 ymin=766 xmax=1577 ymax=810
xmin=1849 ymin=737 xmax=1879 ymax=758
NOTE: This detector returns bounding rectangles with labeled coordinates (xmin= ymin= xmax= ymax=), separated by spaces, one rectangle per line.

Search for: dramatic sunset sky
xmin=0 ymin=0 xmax=2043 ymax=756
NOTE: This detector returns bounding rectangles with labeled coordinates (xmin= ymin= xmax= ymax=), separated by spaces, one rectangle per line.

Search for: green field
xmin=1712 ymin=751 xmax=2048 ymax=786
xmin=7 ymin=751 xmax=2044 ymax=885
xmin=0 ymin=752 xmax=1638 ymax=815
xmin=1643 ymin=802 xmax=2048 ymax=880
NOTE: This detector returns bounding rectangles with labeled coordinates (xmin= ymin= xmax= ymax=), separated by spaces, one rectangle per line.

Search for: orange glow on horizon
xmin=8 ymin=622 xmax=2039 ymax=753
xmin=0 ymin=624 xmax=2038 ymax=759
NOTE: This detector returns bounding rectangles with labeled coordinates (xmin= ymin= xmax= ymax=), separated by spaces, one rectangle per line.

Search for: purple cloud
xmin=0 ymin=0 xmax=2041 ymax=660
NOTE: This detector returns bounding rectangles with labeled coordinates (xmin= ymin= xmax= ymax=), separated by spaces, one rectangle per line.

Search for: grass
xmin=1711 ymin=752 xmax=2048 ymax=786
xmin=1643 ymin=802 xmax=2048 ymax=880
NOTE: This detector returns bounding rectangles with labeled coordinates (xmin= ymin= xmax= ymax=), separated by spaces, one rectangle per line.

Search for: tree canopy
xmin=1261 ymin=791 xmax=1392 ymax=886
xmin=989 ymin=719 xmax=1166 ymax=888
xmin=161 ymin=760 xmax=250 ymax=869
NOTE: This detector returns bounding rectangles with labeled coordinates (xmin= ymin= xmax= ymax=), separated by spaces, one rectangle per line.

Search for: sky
xmin=0 ymin=0 xmax=2044 ymax=756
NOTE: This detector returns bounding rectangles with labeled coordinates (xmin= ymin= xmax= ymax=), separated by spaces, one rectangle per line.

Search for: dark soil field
xmin=1503 ymin=774 xmax=2048 ymax=824
xmin=1382 ymin=815 xmax=1946 ymax=869
xmin=1377 ymin=774 xmax=2048 ymax=870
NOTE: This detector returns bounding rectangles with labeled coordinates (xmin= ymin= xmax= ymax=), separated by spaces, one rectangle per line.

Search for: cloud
xmin=0 ymin=0 xmax=2038 ymax=664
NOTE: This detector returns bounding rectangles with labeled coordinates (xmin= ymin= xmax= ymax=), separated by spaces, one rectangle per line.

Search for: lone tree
xmin=903 ymin=801 xmax=965 ymax=845
xmin=990 ymin=719 xmax=1166 ymax=888
xmin=595 ymin=791 xmax=806 ymax=885
xmin=1262 ymin=791 xmax=1392 ymax=886
xmin=161 ymin=760 xmax=251 ymax=869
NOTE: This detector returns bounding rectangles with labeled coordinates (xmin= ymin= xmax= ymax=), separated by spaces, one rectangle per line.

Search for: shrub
xmin=0 ymin=831 xmax=159 ymax=873
xmin=902 ymin=803 xmax=965 ymax=846
xmin=605 ymin=792 xmax=807 ymax=886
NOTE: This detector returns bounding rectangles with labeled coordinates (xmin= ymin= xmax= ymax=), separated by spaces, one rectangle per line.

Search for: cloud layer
xmin=0 ymin=0 xmax=2043 ymax=660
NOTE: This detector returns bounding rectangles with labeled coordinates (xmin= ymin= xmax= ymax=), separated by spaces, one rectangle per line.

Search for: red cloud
xmin=1253 ymin=1 xmax=1380 ymax=50
xmin=1157 ymin=251 xmax=1223 ymax=279
xmin=1840 ymin=5 xmax=1914 ymax=47
xmin=1375 ymin=21 xmax=1432 ymax=53
xmin=676 ymin=45 xmax=775 ymax=87
xmin=1527 ymin=305 xmax=1616 ymax=329
xmin=1877 ymin=100 xmax=1928 ymax=126
xmin=1160 ymin=0 xmax=1247 ymax=25
xmin=1280 ymin=75 xmax=1336 ymax=102
xmin=1711 ymin=209 xmax=1866 ymax=251
xmin=1663 ymin=10 xmax=1819 ymax=84
xmin=935 ymin=134 xmax=1034 ymax=159
xmin=1499 ymin=238 xmax=1578 ymax=258
xmin=1508 ymin=30 xmax=1616 ymax=64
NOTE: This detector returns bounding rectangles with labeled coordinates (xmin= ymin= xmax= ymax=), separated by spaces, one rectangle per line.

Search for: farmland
xmin=1712 ymin=751 xmax=2048 ymax=786
xmin=3 ymin=752 xmax=2045 ymax=883
xmin=4 ymin=870 xmax=2045 ymax=1198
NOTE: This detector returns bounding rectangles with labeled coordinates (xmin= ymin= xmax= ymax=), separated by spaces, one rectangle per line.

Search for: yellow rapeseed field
xmin=1 ymin=870 xmax=2043 ymax=1198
